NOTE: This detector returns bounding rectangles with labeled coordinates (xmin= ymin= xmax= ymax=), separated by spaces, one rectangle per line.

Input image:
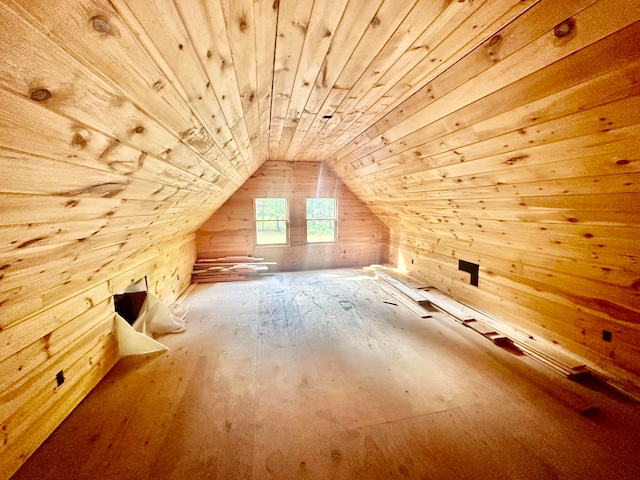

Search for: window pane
xmin=255 ymin=198 xmax=286 ymax=221
xmin=306 ymin=198 xmax=335 ymax=220
xmin=255 ymin=198 xmax=287 ymax=245
xmin=307 ymin=220 xmax=335 ymax=243
xmin=256 ymin=220 xmax=287 ymax=245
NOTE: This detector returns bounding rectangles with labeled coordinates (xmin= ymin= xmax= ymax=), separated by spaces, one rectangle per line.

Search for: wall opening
xmin=458 ymin=260 xmax=479 ymax=287
xmin=113 ymin=277 xmax=148 ymax=325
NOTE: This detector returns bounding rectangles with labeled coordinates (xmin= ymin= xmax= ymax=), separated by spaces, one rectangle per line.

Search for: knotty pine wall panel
xmin=0 ymin=1 xmax=274 ymax=473
xmin=0 ymin=235 xmax=196 ymax=480
xmin=196 ymin=162 xmax=389 ymax=271
xmin=329 ymin=0 xmax=640 ymax=381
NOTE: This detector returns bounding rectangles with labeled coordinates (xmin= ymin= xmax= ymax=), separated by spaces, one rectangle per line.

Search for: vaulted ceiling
xmin=0 ymin=0 xmax=537 ymax=258
xmin=3 ymin=0 xmax=637 ymax=234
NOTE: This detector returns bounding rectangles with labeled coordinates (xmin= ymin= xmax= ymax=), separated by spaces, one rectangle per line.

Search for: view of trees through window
xmin=306 ymin=198 xmax=336 ymax=243
xmin=255 ymin=198 xmax=287 ymax=245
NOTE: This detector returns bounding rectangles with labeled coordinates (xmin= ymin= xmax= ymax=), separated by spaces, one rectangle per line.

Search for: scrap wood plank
xmin=462 ymin=319 xmax=499 ymax=337
xmin=195 ymin=261 xmax=276 ymax=267
xmin=378 ymin=268 xmax=433 ymax=290
xmin=191 ymin=256 xmax=274 ymax=283
xmin=362 ymin=264 xmax=388 ymax=274
xmin=372 ymin=277 xmax=432 ymax=319
xmin=197 ymin=256 xmax=265 ymax=263
xmin=512 ymin=341 xmax=588 ymax=378
xmin=417 ymin=288 xmax=475 ymax=322
xmin=194 ymin=275 xmax=254 ymax=283
xmin=463 ymin=306 xmax=588 ymax=375
xmin=197 ymin=265 xmax=270 ymax=272
xmin=417 ymin=285 xmax=588 ymax=379
xmin=376 ymin=271 xmax=431 ymax=303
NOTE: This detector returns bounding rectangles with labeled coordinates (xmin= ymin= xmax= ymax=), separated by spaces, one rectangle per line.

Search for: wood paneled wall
xmin=0 ymin=235 xmax=196 ymax=479
xmin=327 ymin=1 xmax=640 ymax=380
xmin=0 ymin=1 xmax=255 ymax=474
xmin=197 ymin=162 xmax=388 ymax=270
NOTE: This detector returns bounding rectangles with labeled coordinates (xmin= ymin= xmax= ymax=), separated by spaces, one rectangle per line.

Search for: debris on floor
xmin=192 ymin=256 xmax=276 ymax=282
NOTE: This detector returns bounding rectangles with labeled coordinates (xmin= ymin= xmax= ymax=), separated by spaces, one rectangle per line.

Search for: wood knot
xmin=85 ymin=183 xmax=128 ymax=198
xmin=487 ymin=35 xmax=502 ymax=47
xmin=71 ymin=130 xmax=90 ymax=149
xmin=616 ymin=159 xmax=630 ymax=165
xmin=484 ymin=34 xmax=502 ymax=61
xmin=554 ymin=18 xmax=575 ymax=38
xmin=153 ymin=80 xmax=165 ymax=91
xmin=325 ymin=30 xmax=332 ymax=37
xmin=239 ymin=19 xmax=248 ymax=31
xmin=371 ymin=16 xmax=380 ymax=26
xmin=30 ymin=88 xmax=51 ymax=102
xmin=134 ymin=125 xmax=145 ymax=134
xmin=505 ymin=154 xmax=528 ymax=165
xmin=90 ymin=16 xmax=111 ymax=34
xmin=17 ymin=238 xmax=45 ymax=249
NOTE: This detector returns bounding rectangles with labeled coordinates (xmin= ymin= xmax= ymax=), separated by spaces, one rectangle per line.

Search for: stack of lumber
xmin=367 ymin=266 xmax=590 ymax=381
xmin=192 ymin=256 xmax=275 ymax=283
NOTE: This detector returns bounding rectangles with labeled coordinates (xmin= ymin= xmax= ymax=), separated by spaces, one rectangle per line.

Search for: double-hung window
xmin=306 ymin=198 xmax=337 ymax=243
xmin=254 ymin=198 xmax=288 ymax=245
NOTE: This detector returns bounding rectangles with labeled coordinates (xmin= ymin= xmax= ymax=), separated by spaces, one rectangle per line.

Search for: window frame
xmin=305 ymin=197 xmax=338 ymax=244
xmin=254 ymin=197 xmax=289 ymax=246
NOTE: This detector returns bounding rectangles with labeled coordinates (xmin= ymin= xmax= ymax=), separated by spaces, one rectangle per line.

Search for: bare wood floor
xmin=13 ymin=269 xmax=640 ymax=479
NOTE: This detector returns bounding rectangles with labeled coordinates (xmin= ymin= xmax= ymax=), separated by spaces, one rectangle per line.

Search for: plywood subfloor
xmin=12 ymin=269 xmax=640 ymax=479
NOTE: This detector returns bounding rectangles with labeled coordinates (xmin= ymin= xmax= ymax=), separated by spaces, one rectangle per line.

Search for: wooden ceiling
xmin=3 ymin=0 xmax=635 ymax=229
xmin=0 ymin=0 xmax=559 ymax=185
xmin=0 ymin=0 xmax=563 ymax=271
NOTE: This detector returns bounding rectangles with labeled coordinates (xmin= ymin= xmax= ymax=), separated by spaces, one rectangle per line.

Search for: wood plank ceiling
xmin=0 ymin=0 xmax=549 ymax=314
xmin=1 ymin=0 xmax=640 ymax=374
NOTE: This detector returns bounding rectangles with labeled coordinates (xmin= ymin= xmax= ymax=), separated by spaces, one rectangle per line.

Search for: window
xmin=254 ymin=198 xmax=288 ymax=245
xmin=306 ymin=198 xmax=337 ymax=243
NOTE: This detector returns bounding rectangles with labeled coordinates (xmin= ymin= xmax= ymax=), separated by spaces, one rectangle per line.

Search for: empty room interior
xmin=2 ymin=0 xmax=640 ymax=478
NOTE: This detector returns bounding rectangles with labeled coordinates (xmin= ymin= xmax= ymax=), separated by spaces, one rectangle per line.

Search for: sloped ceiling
xmin=0 ymin=0 xmax=550 ymax=246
